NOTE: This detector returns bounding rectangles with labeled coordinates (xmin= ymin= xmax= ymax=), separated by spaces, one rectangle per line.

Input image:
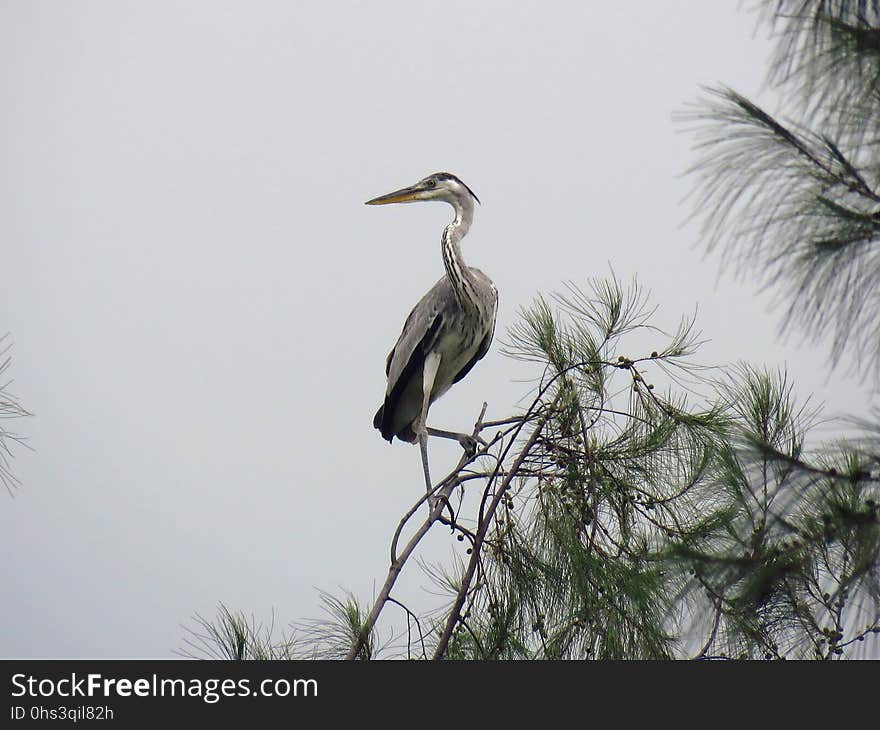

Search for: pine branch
xmin=433 ymin=403 xmax=555 ymax=659
xmin=0 ymin=334 xmax=32 ymax=497
xmin=683 ymin=85 xmax=880 ymax=377
xmin=343 ymin=403 xmax=495 ymax=661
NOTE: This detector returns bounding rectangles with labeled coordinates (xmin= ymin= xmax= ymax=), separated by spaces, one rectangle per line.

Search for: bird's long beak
xmin=364 ymin=183 xmax=425 ymax=205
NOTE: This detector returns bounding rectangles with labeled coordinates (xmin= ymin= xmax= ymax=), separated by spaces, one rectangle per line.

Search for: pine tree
xmin=188 ymin=1 xmax=880 ymax=660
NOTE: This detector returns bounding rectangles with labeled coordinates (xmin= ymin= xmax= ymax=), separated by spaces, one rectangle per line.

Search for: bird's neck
xmin=450 ymin=195 xmax=475 ymax=239
xmin=442 ymin=198 xmax=479 ymax=311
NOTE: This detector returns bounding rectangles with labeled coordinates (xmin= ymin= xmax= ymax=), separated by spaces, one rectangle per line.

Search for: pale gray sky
xmin=2 ymin=1 xmax=874 ymax=657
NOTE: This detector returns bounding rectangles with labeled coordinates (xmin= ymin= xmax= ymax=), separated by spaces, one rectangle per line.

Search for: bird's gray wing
xmin=383 ymin=276 xmax=452 ymax=392
xmin=384 ymin=302 xmax=420 ymax=376
xmin=374 ymin=277 xmax=452 ymax=440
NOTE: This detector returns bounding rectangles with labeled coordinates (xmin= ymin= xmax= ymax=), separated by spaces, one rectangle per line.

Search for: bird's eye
xmin=425 ymin=179 xmax=436 ymax=188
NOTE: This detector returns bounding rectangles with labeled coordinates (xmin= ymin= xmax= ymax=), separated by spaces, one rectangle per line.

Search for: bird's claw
xmin=457 ymin=434 xmax=481 ymax=457
xmin=428 ymin=493 xmax=455 ymax=522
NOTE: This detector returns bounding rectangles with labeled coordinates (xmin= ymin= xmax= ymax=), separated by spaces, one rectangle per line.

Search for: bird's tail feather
xmin=373 ymin=404 xmax=394 ymax=443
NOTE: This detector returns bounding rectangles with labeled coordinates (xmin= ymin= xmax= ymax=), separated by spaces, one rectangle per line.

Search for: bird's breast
xmin=430 ymin=317 xmax=488 ymax=398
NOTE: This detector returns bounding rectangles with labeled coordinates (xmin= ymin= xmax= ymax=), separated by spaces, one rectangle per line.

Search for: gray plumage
xmin=366 ymin=172 xmax=497 ymax=445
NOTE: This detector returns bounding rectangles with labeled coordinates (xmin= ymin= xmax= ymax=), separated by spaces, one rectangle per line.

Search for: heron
xmin=366 ymin=172 xmax=498 ymax=501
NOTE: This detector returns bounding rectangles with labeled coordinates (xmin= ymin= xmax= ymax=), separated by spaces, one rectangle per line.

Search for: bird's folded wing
xmin=383 ymin=276 xmax=452 ymax=393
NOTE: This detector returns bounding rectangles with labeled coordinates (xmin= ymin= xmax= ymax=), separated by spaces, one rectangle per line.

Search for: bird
xmin=366 ymin=172 xmax=498 ymax=499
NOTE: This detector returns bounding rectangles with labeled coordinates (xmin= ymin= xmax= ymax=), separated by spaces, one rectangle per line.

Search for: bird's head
xmin=365 ymin=172 xmax=480 ymax=208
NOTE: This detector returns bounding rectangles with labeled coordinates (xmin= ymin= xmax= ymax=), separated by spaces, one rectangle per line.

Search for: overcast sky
xmin=2 ymin=1 xmax=876 ymax=658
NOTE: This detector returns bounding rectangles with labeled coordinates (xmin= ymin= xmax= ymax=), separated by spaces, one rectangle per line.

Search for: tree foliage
xmin=0 ymin=334 xmax=31 ymax=497
xmin=685 ymin=0 xmax=880 ymax=377
xmin=187 ymin=274 xmax=879 ymax=660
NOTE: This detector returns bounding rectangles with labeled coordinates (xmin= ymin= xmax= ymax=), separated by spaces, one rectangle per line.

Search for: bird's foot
xmin=427 ymin=492 xmax=454 ymax=521
xmin=426 ymin=426 xmax=486 ymax=456
xmin=457 ymin=434 xmax=479 ymax=458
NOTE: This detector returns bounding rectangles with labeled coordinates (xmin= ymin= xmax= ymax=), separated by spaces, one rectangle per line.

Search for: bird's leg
xmin=418 ymin=352 xmax=442 ymax=510
xmin=425 ymin=427 xmax=485 ymax=457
